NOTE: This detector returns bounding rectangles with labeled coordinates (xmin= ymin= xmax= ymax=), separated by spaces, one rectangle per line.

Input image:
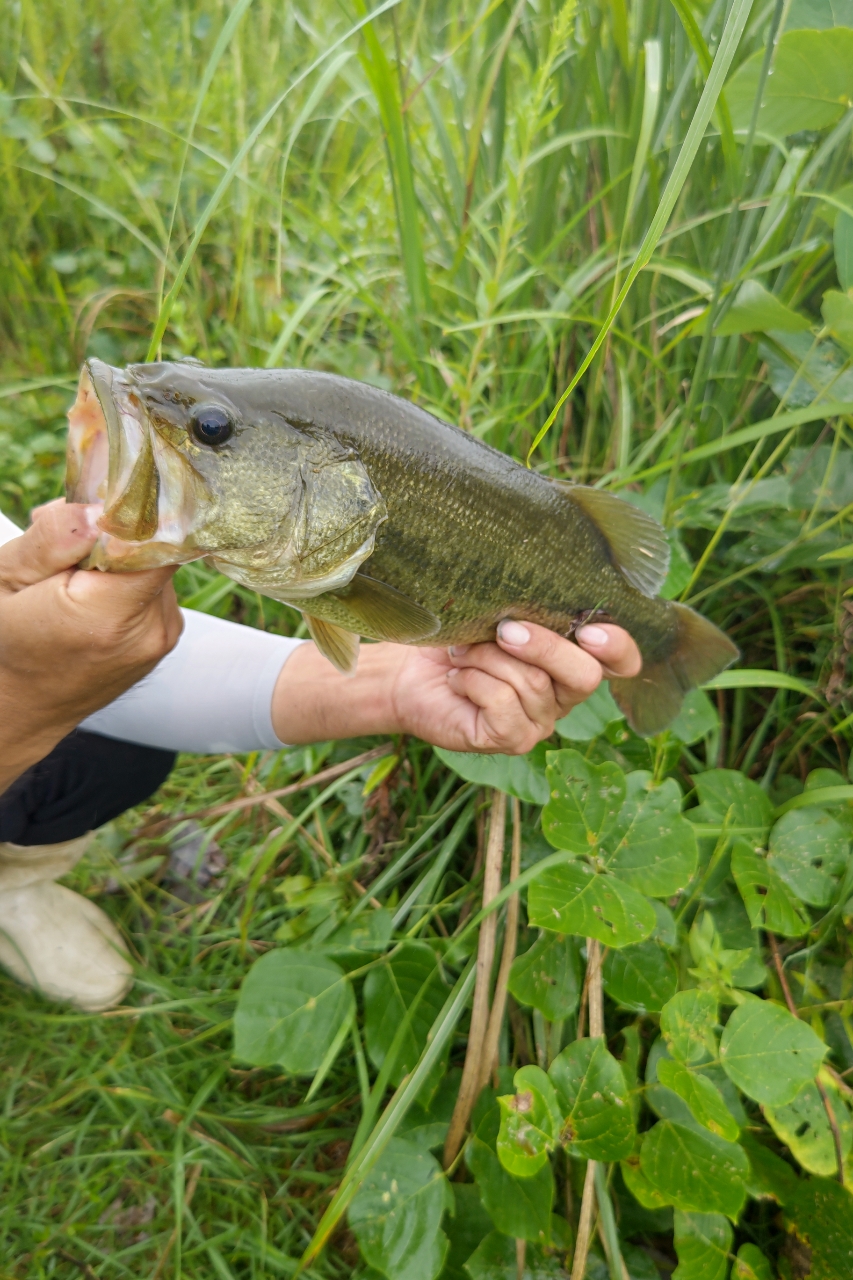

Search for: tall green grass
xmin=4 ymin=0 xmax=853 ymax=1276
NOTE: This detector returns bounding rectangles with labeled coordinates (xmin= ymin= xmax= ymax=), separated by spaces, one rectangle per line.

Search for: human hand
xmin=275 ymin=620 xmax=641 ymax=753
xmin=0 ymin=500 xmax=183 ymax=789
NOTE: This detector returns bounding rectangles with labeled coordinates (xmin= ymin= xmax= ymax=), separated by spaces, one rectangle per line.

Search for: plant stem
xmin=443 ymin=789 xmax=507 ymax=1168
xmin=478 ymin=795 xmax=522 ymax=1089
xmin=571 ymin=1159 xmax=597 ymax=1280
xmin=571 ymin=939 xmax=605 ymax=1279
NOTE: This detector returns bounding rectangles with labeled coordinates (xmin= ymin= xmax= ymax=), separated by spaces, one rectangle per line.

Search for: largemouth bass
xmin=66 ymin=358 xmax=737 ymax=734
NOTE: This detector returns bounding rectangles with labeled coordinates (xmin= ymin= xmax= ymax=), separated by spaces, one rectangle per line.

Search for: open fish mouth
xmin=66 ymin=359 xmax=206 ymax=570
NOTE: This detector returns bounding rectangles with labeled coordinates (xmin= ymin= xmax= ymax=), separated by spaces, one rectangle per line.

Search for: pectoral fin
xmin=304 ymin=614 xmax=360 ymax=674
xmin=329 ymin=574 xmax=441 ymax=642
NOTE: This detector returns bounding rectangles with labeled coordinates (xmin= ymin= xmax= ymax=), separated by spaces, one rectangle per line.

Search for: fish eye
xmin=190 ymin=405 xmax=234 ymax=447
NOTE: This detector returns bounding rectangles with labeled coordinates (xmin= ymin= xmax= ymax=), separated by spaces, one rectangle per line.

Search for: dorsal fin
xmin=557 ymin=482 xmax=670 ymax=597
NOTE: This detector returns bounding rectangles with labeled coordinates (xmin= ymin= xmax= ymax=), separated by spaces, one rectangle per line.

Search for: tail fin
xmin=609 ymin=603 xmax=738 ymax=737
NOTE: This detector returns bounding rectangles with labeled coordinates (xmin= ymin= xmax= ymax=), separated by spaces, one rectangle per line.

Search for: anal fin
xmin=304 ymin=615 xmax=360 ymax=675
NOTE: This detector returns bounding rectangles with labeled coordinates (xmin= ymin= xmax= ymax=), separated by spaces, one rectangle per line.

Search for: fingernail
xmin=577 ymin=624 xmax=608 ymax=647
xmin=497 ymin=620 xmax=530 ymax=646
xmin=448 ymin=645 xmax=469 ymax=657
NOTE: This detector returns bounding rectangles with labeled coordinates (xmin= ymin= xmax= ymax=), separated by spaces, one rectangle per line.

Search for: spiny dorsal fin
xmin=303 ymin=614 xmax=360 ymax=674
xmin=329 ymin=574 xmax=441 ymax=643
xmin=558 ymin=482 xmax=670 ymax=597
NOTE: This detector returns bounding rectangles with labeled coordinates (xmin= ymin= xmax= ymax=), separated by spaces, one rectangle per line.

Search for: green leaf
xmin=733 ymin=1243 xmax=773 ymax=1280
xmin=719 ymin=998 xmax=827 ymax=1106
xmin=621 ymin=1141 xmax=673 ymax=1210
xmin=786 ymin=0 xmax=853 ymax=29
xmin=462 ymin=1230 xmax=567 ymax=1279
xmin=527 ymin=861 xmax=656 ymax=948
xmin=508 ymin=933 xmax=581 ymax=1021
xmin=673 ymin=1210 xmax=733 ymax=1280
xmin=639 ymin=1120 xmax=749 ymax=1218
xmin=602 ymin=940 xmax=678 ymax=1014
xmin=555 ymin=682 xmax=624 ymax=740
xmin=768 ymin=807 xmax=850 ymax=907
xmin=661 ymin=990 xmax=719 ymax=1065
xmin=731 ymin=839 xmax=812 ymax=937
xmin=548 ymin=1037 xmax=636 ymax=1160
xmin=691 ymin=769 xmax=774 ymax=835
xmin=764 ymin=1074 xmax=853 ymax=1176
xmin=703 ymin=669 xmax=817 ymax=697
xmin=822 ymin=289 xmax=853 ymax=352
xmin=837 ymin=212 xmax=853 ymax=292
xmin=467 ymin=1136 xmax=554 ymax=1244
xmin=714 ymin=280 xmax=810 ymax=336
xmin=657 ymin=1060 xmax=740 ymax=1142
xmin=497 ymin=1067 xmax=562 ymax=1178
xmin=668 ymin=690 xmax=720 ymax=745
xmin=782 ymin=1177 xmax=853 ymax=1280
xmin=363 ymin=943 xmax=449 ymax=1088
xmin=348 ymin=1136 xmax=452 ymax=1280
xmin=606 ymin=773 xmax=698 ymax=897
xmin=433 ymin=745 xmax=548 ymax=805
xmin=541 ymin=750 xmax=625 ymax=853
xmin=726 ymin=28 xmax=853 ymax=136
xmin=233 ymin=950 xmax=354 ymax=1074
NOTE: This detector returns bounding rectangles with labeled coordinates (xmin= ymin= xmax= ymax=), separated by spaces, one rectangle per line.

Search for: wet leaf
xmin=348 ymin=1136 xmax=452 ymax=1280
xmin=541 ymin=749 xmax=625 ymax=853
xmin=719 ymin=998 xmax=827 ymax=1106
xmin=233 ymin=950 xmax=354 ymax=1074
xmin=727 ymin=28 xmax=853 ymax=136
xmin=731 ymin=840 xmax=812 ymax=937
xmin=548 ymin=1036 xmax=635 ymax=1160
xmin=640 ymin=1120 xmax=749 ymax=1217
xmin=528 ymin=860 xmax=656 ymax=948
xmin=508 ymin=933 xmax=581 ymax=1020
xmin=602 ymin=940 xmax=678 ymax=1013
xmin=673 ymin=1210 xmax=733 ymax=1280
xmin=768 ymin=807 xmax=849 ymax=907
xmin=606 ymin=773 xmax=698 ymax=897
xmin=764 ymin=1074 xmax=852 ymax=1176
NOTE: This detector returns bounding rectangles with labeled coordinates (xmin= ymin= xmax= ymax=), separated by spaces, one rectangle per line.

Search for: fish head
xmin=66 ymin=359 xmax=387 ymax=596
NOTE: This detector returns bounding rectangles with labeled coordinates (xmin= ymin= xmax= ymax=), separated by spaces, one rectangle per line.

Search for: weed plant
xmin=3 ymin=0 xmax=853 ymax=1277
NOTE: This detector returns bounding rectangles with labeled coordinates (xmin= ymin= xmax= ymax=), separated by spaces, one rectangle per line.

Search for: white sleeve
xmin=0 ymin=510 xmax=23 ymax=546
xmin=81 ymin=608 xmax=304 ymax=754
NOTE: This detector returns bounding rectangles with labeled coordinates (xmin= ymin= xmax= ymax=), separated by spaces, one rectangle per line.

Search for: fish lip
xmin=87 ymin=358 xmax=133 ymax=497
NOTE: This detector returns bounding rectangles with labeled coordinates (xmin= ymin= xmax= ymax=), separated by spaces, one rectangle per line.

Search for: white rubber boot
xmin=0 ymin=835 xmax=133 ymax=1010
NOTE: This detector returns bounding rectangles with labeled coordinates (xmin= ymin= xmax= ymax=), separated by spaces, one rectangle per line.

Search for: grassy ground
xmin=3 ymin=0 xmax=853 ymax=1276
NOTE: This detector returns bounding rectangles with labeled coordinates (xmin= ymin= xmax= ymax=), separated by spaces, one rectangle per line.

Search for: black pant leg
xmin=0 ymin=729 xmax=176 ymax=846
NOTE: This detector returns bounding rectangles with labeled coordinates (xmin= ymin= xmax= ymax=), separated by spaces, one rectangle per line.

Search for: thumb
xmin=0 ymin=502 xmax=101 ymax=592
xmin=67 ymin=561 xmax=179 ymax=611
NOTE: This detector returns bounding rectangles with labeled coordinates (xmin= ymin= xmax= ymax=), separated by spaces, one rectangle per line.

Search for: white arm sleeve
xmin=0 ymin=503 xmax=302 ymax=754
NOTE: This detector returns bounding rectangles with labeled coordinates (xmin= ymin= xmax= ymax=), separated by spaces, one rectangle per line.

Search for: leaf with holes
xmin=548 ymin=1037 xmax=635 ymax=1161
xmin=508 ymin=932 xmax=581 ymax=1021
xmin=657 ymin=1059 xmax=740 ymax=1142
xmin=731 ymin=840 xmax=812 ymax=938
xmin=660 ymin=990 xmax=719 ymax=1065
xmin=541 ymin=749 xmax=625 ymax=854
xmin=673 ymin=1210 xmax=733 ymax=1280
xmin=605 ymin=773 xmax=698 ymax=897
xmin=719 ymin=998 xmax=827 ymax=1106
xmin=764 ymin=1074 xmax=853 ymax=1176
xmin=527 ymin=860 xmax=656 ymax=948
xmin=233 ymin=950 xmax=354 ymax=1074
xmin=640 ymin=1120 xmax=749 ymax=1218
xmin=602 ymin=940 xmax=678 ymax=1014
xmin=496 ymin=1066 xmax=562 ymax=1178
xmin=348 ymin=1136 xmax=452 ymax=1280
xmin=768 ymin=808 xmax=849 ymax=907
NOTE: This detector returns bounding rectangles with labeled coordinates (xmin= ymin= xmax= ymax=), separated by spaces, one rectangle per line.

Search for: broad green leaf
xmin=691 ymin=769 xmax=773 ymax=835
xmin=726 ymin=29 xmax=853 ymax=136
xmin=433 ymin=744 xmax=548 ymax=805
xmin=661 ymin=990 xmax=719 ymax=1065
xmin=606 ymin=773 xmax=698 ymax=897
xmin=363 ymin=943 xmax=448 ymax=1088
xmin=786 ymin=0 xmax=853 ymax=28
xmin=548 ymin=1037 xmax=635 ymax=1160
xmin=822 ymin=289 xmax=853 ymax=352
xmin=837 ymin=212 xmax=853 ymax=292
xmin=467 ymin=1136 xmax=553 ymax=1244
xmin=497 ymin=1067 xmax=562 ymax=1179
xmin=768 ymin=807 xmax=849 ymax=907
xmin=731 ymin=840 xmax=812 ymax=937
xmin=541 ymin=750 xmax=625 ymax=853
xmin=233 ymin=950 xmax=354 ymax=1074
xmin=621 ymin=1141 xmax=673 ymax=1210
xmin=508 ymin=933 xmax=581 ymax=1021
xmin=673 ymin=1210 xmax=733 ymax=1280
xmin=657 ymin=1060 xmax=740 ymax=1142
xmin=764 ymin=1074 xmax=853 ymax=1176
xmin=714 ymin=280 xmax=809 ymax=336
xmin=602 ymin=940 xmax=678 ymax=1014
xmin=527 ymin=861 xmax=656 ymax=948
xmin=348 ymin=1136 xmax=452 ymax=1280
xmin=668 ymin=689 xmax=719 ymax=745
xmin=733 ymin=1243 xmax=773 ymax=1280
xmin=463 ymin=1230 xmax=566 ymax=1279
xmin=719 ymin=999 xmax=827 ymax=1105
xmin=783 ymin=1177 xmax=853 ymax=1279
xmin=640 ymin=1120 xmax=748 ymax=1218
xmin=555 ymin=682 xmax=623 ymax=740
xmin=442 ymin=1184 xmax=493 ymax=1280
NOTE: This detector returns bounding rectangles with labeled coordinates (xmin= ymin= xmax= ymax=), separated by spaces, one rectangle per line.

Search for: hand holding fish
xmin=271 ymin=620 xmax=641 ymax=754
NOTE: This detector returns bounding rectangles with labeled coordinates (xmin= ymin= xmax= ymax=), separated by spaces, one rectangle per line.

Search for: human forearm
xmin=271 ymin=640 xmax=407 ymax=744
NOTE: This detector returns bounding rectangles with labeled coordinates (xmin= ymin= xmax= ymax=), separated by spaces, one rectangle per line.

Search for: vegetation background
xmin=3 ymin=0 xmax=853 ymax=1276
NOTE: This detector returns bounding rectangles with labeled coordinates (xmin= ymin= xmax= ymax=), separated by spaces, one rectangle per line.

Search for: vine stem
xmin=571 ymin=939 xmax=604 ymax=1280
xmin=443 ymin=789 xmax=507 ymax=1169
xmin=767 ymin=931 xmax=845 ymax=1184
xmin=478 ymin=796 xmax=522 ymax=1090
